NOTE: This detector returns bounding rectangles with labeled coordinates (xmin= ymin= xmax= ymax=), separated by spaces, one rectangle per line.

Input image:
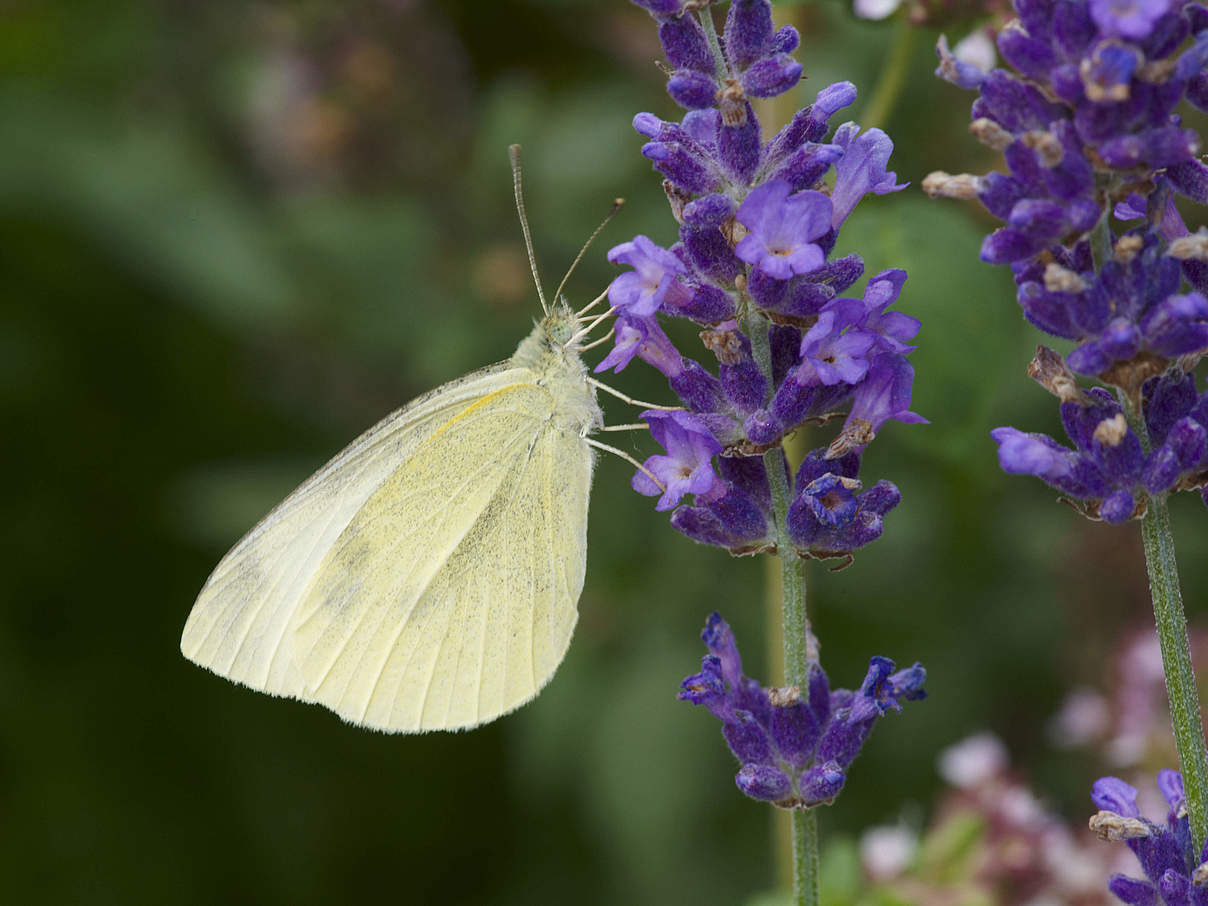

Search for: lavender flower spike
xmin=613 ymin=0 xmax=923 ymax=560
xmin=680 ymin=613 xmax=925 ymax=809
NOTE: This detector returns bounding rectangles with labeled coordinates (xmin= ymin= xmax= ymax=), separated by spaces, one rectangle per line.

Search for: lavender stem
xmin=1142 ymin=495 xmax=1208 ymax=850
xmin=763 ymin=423 xmax=819 ymax=906
xmin=1122 ymin=392 xmax=1208 ymax=849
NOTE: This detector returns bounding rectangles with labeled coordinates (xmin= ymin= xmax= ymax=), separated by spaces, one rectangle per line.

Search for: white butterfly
xmin=181 ymin=147 xmax=646 ymax=732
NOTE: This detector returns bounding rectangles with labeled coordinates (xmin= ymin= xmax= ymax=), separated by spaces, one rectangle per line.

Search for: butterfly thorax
xmin=510 ymin=301 xmax=601 ymax=437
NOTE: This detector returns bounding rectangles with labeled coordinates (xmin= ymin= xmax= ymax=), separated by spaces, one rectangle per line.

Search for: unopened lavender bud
xmin=657 ymin=13 xmax=713 ymax=72
xmin=724 ymin=0 xmax=776 ymax=71
xmin=1168 ymin=160 xmax=1208 ymax=205
xmin=669 ymin=70 xmax=721 ymax=110
xmin=997 ymin=20 xmax=1056 ymax=81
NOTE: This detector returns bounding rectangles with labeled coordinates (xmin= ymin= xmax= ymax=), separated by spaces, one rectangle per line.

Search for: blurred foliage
xmin=4 ymin=0 xmax=1208 ymax=904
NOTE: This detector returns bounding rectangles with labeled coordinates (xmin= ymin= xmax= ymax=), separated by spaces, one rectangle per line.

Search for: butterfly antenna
xmin=510 ymin=144 xmax=549 ymax=315
xmin=552 ymin=198 xmax=625 ymax=306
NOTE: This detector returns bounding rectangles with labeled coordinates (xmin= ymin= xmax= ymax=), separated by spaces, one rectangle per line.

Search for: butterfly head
xmin=543 ymin=300 xmax=583 ymax=350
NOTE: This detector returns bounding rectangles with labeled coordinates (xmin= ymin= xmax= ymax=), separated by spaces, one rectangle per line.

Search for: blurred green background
xmin=4 ymin=0 xmax=1208 ymax=903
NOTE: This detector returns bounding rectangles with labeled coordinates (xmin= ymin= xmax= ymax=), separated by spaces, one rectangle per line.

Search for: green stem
xmin=1142 ymin=495 xmax=1208 ymax=850
xmin=766 ymin=448 xmax=811 ymax=686
xmin=763 ymin=430 xmax=819 ymax=906
xmin=1122 ymin=394 xmax=1208 ymax=850
xmin=859 ymin=16 xmax=917 ymax=131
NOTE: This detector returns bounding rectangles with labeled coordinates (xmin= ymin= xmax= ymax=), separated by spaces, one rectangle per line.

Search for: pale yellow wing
xmin=287 ymin=381 xmax=593 ymax=733
xmin=180 ymin=363 xmax=532 ymax=697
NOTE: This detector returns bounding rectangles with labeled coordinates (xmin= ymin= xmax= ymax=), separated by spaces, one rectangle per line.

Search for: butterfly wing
xmin=180 ymin=363 xmax=530 ymax=697
xmin=287 ymin=380 xmax=593 ymax=732
xmin=181 ymin=366 xmax=594 ymax=733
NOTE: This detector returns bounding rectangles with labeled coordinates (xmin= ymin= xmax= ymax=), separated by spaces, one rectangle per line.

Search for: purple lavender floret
xmin=679 ymin=613 xmax=925 ymax=809
xmin=734 ymin=181 xmax=830 ymax=280
xmin=607 ymin=235 xmax=694 ymax=317
xmin=608 ymin=0 xmax=923 ymax=560
xmin=1089 ymin=770 xmax=1208 ymax=905
xmin=786 ymin=450 xmax=902 ymax=552
xmin=633 ymin=410 xmax=725 ymax=511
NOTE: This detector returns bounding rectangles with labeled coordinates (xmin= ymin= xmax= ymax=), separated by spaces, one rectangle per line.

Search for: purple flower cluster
xmin=1089 ymin=771 xmax=1208 ymax=904
xmin=928 ymin=0 xmax=1208 ymax=520
xmin=994 ymin=350 xmax=1208 ymax=520
xmin=608 ymin=0 xmax=923 ymax=559
xmin=679 ymin=613 xmax=926 ymax=808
